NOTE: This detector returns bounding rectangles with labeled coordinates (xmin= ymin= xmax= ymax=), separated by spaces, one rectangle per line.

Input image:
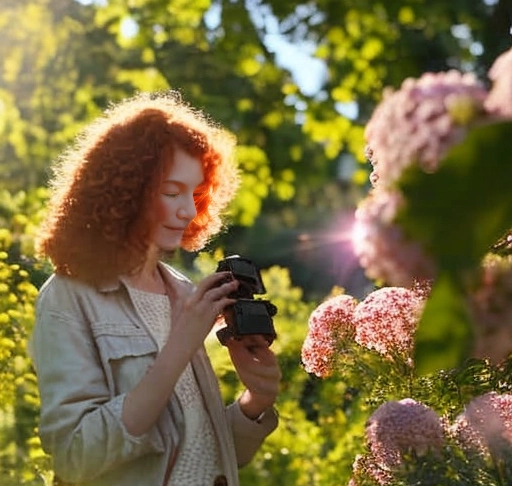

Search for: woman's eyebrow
xmin=161 ymin=179 xmax=182 ymax=186
xmin=162 ymin=178 xmax=205 ymax=187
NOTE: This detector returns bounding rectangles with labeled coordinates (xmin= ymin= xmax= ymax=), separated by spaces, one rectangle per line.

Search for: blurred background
xmin=0 ymin=0 xmax=510 ymax=484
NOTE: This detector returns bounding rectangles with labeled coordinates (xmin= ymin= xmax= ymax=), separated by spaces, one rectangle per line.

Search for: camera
xmin=215 ymin=255 xmax=277 ymax=346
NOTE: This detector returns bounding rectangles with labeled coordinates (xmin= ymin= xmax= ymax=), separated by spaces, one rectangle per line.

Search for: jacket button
xmin=214 ymin=475 xmax=228 ymax=486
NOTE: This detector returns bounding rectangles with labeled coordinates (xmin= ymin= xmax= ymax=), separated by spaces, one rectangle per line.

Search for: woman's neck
xmin=125 ymin=248 xmax=166 ymax=294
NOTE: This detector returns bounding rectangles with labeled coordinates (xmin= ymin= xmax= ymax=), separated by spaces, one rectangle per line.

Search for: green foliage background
xmin=1 ymin=0 xmax=511 ymax=484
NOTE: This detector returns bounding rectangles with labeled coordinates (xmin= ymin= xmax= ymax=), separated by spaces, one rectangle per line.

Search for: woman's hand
xmin=226 ymin=335 xmax=281 ymax=419
xmin=170 ymin=271 xmax=238 ymax=354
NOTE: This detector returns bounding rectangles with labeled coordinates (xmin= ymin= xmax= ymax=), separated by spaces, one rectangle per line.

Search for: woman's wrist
xmin=238 ymin=389 xmax=275 ymax=421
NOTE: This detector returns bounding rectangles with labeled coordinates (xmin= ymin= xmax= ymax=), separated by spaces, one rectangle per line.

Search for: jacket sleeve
xmin=31 ymin=289 xmax=166 ymax=482
xmin=225 ymin=400 xmax=278 ymax=467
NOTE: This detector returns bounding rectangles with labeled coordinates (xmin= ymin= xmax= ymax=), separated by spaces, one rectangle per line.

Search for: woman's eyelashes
xmin=164 ymin=191 xmax=204 ymax=198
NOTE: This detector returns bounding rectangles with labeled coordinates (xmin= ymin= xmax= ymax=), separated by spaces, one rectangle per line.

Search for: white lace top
xmin=127 ymin=286 xmax=223 ymax=485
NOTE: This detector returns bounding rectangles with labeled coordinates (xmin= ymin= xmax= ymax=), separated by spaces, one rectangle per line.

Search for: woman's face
xmin=152 ymin=147 xmax=204 ymax=252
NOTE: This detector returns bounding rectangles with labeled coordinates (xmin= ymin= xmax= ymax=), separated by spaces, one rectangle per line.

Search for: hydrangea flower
xmin=366 ymin=398 xmax=445 ymax=469
xmin=364 ymin=70 xmax=487 ymax=188
xmin=484 ymin=46 xmax=512 ymax=118
xmin=469 ymin=254 xmax=512 ymax=363
xmin=301 ymin=294 xmax=358 ymax=377
xmin=448 ymin=413 xmax=488 ymax=460
xmin=352 ymin=188 xmax=436 ymax=287
xmin=350 ymin=453 xmax=394 ymax=486
xmin=451 ymin=392 xmax=512 ymax=459
xmin=353 ymin=286 xmax=425 ymax=361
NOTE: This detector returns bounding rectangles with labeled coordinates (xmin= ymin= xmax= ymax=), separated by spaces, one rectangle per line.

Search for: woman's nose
xmin=177 ymin=195 xmax=197 ymax=220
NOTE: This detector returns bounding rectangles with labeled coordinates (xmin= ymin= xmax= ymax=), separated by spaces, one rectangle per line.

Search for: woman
xmin=31 ymin=91 xmax=281 ymax=486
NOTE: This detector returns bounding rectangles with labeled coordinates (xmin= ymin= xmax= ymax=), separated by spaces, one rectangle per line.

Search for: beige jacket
xmin=31 ymin=263 xmax=278 ymax=486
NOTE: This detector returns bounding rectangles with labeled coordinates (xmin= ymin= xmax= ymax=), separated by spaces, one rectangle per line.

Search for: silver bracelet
xmin=254 ymin=407 xmax=277 ymax=424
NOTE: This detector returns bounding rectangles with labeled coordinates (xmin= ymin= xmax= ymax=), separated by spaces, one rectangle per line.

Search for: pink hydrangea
xmin=365 ymin=70 xmax=487 ymax=188
xmin=366 ymin=398 xmax=445 ymax=469
xmin=451 ymin=392 xmax=512 ymax=458
xmin=353 ymin=286 xmax=425 ymax=361
xmin=352 ymin=188 xmax=436 ymax=287
xmin=485 ymin=46 xmax=512 ymax=118
xmin=448 ymin=413 xmax=488 ymax=458
xmin=350 ymin=453 xmax=393 ymax=486
xmin=469 ymin=254 xmax=512 ymax=363
xmin=301 ymin=294 xmax=358 ymax=377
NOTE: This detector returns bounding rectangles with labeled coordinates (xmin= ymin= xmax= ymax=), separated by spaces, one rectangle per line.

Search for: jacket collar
xmin=96 ymin=261 xmax=192 ymax=294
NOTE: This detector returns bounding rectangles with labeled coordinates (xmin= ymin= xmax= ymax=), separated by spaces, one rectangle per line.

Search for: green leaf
xmin=398 ymin=122 xmax=512 ymax=375
xmin=414 ymin=273 xmax=473 ymax=375
xmin=397 ymin=120 xmax=512 ymax=274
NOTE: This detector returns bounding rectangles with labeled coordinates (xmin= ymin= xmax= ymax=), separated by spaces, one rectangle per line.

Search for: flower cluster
xmin=469 ymin=254 xmax=512 ymax=363
xmin=353 ymin=46 xmax=512 ymax=287
xmin=365 ymin=70 xmax=487 ymax=189
xmin=352 ymin=189 xmax=436 ymax=287
xmin=350 ymin=393 xmax=512 ymax=486
xmin=301 ymin=294 xmax=358 ymax=378
xmin=301 ymin=286 xmax=425 ymax=377
xmin=348 ymin=398 xmax=445 ymax=485
xmin=350 ymin=452 xmax=393 ymax=486
xmin=365 ymin=398 xmax=444 ymax=468
xmin=450 ymin=392 xmax=512 ymax=460
xmin=485 ymin=47 xmax=512 ymax=118
xmin=354 ymin=287 xmax=424 ymax=362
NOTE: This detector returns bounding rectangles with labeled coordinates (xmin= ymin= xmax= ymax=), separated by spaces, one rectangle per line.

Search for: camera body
xmin=215 ymin=255 xmax=277 ymax=346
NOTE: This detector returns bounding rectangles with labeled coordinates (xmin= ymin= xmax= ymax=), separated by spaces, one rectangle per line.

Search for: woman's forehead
xmin=161 ymin=147 xmax=204 ymax=186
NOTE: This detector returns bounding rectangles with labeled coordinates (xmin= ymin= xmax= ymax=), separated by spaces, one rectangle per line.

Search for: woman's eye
xmin=164 ymin=193 xmax=179 ymax=199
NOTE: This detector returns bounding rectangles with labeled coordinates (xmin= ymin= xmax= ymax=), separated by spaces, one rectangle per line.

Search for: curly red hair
xmin=37 ymin=91 xmax=240 ymax=284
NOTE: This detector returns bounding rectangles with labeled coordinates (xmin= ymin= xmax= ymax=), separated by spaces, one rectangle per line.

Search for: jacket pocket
xmin=91 ymin=322 xmax=157 ymax=396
